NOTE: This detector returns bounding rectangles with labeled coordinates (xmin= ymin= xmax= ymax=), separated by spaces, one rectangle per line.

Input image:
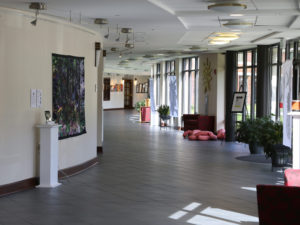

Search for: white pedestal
xmin=36 ymin=124 xmax=61 ymax=188
xmin=288 ymin=112 xmax=300 ymax=169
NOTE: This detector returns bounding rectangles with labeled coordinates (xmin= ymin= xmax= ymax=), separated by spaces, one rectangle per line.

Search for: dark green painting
xmin=52 ymin=54 xmax=86 ymax=139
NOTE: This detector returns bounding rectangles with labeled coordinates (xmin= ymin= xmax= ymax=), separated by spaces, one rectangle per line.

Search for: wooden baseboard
xmin=0 ymin=157 xmax=99 ymax=197
xmin=0 ymin=177 xmax=39 ymax=197
xmin=97 ymin=146 xmax=103 ymax=154
xmin=58 ymin=157 xmax=99 ymax=179
xmin=104 ymin=108 xmax=124 ymax=111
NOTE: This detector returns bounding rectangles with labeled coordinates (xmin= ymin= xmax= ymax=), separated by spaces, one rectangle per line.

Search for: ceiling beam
xmin=251 ymin=31 xmax=281 ymax=43
xmin=175 ymin=9 xmax=300 ymax=17
xmin=288 ymin=15 xmax=300 ymax=28
xmin=296 ymin=0 xmax=300 ymax=10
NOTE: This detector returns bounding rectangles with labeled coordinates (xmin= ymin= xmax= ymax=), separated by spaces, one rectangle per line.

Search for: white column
xmin=36 ymin=124 xmax=61 ymax=188
xmin=288 ymin=112 xmax=300 ymax=169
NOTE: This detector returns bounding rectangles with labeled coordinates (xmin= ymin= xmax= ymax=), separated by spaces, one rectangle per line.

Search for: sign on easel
xmin=231 ymin=92 xmax=247 ymax=113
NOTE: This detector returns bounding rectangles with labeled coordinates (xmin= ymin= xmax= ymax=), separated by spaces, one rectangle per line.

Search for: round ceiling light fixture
xmin=208 ymin=3 xmax=247 ymax=13
xmin=223 ymin=20 xmax=253 ymax=29
xmin=209 ymin=40 xmax=230 ymax=45
xmin=94 ymin=18 xmax=108 ymax=25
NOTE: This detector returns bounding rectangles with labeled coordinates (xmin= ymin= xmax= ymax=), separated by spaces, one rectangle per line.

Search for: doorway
xmin=124 ymin=79 xmax=133 ymax=108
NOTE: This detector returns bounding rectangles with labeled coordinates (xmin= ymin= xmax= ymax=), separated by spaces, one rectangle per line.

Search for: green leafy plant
xmin=258 ymin=117 xmax=283 ymax=158
xmin=157 ymin=105 xmax=170 ymax=117
xmin=135 ymin=100 xmax=145 ymax=112
xmin=236 ymin=117 xmax=283 ymax=157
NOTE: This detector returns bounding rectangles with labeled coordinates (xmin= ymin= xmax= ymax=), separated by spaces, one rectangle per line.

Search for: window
xmin=182 ymin=57 xmax=199 ymax=114
xmin=165 ymin=60 xmax=175 ymax=105
xmin=156 ymin=63 xmax=161 ymax=106
xmin=269 ymin=45 xmax=280 ymax=120
xmin=236 ymin=49 xmax=257 ymax=121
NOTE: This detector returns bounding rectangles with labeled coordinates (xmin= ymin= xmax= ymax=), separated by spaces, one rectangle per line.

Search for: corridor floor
xmin=0 ymin=110 xmax=281 ymax=225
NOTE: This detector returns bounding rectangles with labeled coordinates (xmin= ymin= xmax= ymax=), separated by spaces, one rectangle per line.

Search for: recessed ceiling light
xmin=230 ymin=14 xmax=244 ymax=17
xmin=208 ymin=3 xmax=247 ymax=13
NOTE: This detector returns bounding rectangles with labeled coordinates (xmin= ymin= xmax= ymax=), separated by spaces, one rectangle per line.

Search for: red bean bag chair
xmin=198 ymin=135 xmax=210 ymax=141
xmin=284 ymin=169 xmax=300 ymax=187
xmin=183 ymin=130 xmax=193 ymax=138
xmin=188 ymin=135 xmax=198 ymax=141
xmin=217 ymin=129 xmax=226 ymax=140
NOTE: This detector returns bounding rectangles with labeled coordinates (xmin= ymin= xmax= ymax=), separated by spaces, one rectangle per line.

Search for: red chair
xmin=284 ymin=169 xmax=300 ymax=186
xmin=182 ymin=114 xmax=215 ymax=132
xmin=257 ymin=184 xmax=300 ymax=225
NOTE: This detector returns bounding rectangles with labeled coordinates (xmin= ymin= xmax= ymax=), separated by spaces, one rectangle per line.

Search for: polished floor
xmin=0 ymin=110 xmax=282 ymax=225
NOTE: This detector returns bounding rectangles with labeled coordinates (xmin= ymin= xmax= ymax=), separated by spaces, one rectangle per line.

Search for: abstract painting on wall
xmin=52 ymin=54 xmax=86 ymax=139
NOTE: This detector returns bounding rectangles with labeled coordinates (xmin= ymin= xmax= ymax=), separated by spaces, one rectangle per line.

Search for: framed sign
xmin=231 ymin=92 xmax=247 ymax=113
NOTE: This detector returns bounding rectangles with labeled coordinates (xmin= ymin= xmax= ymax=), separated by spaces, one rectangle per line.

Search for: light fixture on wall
xmin=29 ymin=2 xmax=47 ymax=26
xmin=134 ymin=78 xmax=137 ymax=85
xmin=208 ymin=2 xmax=247 ymax=13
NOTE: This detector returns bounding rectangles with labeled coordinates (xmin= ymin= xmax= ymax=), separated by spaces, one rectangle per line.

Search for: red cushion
xmin=285 ymin=169 xmax=300 ymax=187
xmin=209 ymin=133 xmax=217 ymax=140
xmin=198 ymin=135 xmax=210 ymax=141
xmin=188 ymin=135 xmax=198 ymax=140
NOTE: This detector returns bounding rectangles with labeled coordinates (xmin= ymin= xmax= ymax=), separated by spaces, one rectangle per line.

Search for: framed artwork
xmin=231 ymin=92 xmax=247 ymax=113
xmin=136 ymin=82 xmax=149 ymax=93
xmin=52 ymin=54 xmax=86 ymax=140
xmin=110 ymin=84 xmax=123 ymax=92
xmin=103 ymin=78 xmax=110 ymax=101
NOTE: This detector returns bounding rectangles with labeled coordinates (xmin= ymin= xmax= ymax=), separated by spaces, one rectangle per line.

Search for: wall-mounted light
xmin=29 ymin=2 xmax=47 ymax=26
xmin=134 ymin=78 xmax=137 ymax=85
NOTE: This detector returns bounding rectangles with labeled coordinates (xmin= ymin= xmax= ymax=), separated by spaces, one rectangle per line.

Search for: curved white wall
xmin=0 ymin=7 xmax=102 ymax=185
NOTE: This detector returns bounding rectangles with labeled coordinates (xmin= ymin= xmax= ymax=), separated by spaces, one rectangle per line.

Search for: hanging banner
xmin=281 ymin=60 xmax=293 ymax=148
xmin=149 ymin=78 xmax=156 ymax=112
xmin=169 ymin=76 xmax=178 ymax=117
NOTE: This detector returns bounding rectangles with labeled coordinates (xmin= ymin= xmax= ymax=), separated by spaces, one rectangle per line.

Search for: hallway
xmin=0 ymin=110 xmax=280 ymax=225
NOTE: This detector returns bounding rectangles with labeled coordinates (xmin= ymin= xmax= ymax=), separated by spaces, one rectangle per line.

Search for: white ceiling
xmin=0 ymin=0 xmax=300 ymax=74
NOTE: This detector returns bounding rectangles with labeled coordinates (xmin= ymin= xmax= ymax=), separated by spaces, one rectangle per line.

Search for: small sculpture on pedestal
xmin=44 ymin=111 xmax=55 ymax=125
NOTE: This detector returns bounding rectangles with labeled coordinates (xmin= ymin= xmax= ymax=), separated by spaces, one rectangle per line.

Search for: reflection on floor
xmin=169 ymin=202 xmax=258 ymax=225
xmin=0 ymin=110 xmax=282 ymax=225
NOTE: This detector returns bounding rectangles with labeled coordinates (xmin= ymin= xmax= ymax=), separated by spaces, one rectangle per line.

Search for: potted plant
xmin=236 ymin=117 xmax=264 ymax=154
xmin=135 ymin=100 xmax=145 ymax=112
xmin=258 ymin=117 xmax=290 ymax=166
xmin=157 ymin=105 xmax=170 ymax=126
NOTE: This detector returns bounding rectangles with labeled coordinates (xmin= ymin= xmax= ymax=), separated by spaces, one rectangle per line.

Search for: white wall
xmin=0 ymin=7 xmax=102 ymax=185
xmin=199 ymin=53 xmax=225 ymax=131
xmin=103 ymin=74 xmax=150 ymax=109
xmin=103 ymin=75 xmax=124 ymax=109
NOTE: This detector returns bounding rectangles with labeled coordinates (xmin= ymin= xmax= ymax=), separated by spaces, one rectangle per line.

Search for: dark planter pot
xmin=271 ymin=144 xmax=292 ymax=167
xmin=249 ymin=142 xmax=264 ymax=154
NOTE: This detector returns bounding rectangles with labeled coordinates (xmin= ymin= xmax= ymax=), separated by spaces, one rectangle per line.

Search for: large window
xmin=156 ymin=63 xmax=160 ymax=106
xmin=236 ymin=49 xmax=257 ymax=121
xmin=182 ymin=57 xmax=199 ymax=114
xmin=165 ymin=60 xmax=175 ymax=105
xmin=269 ymin=44 xmax=280 ymax=120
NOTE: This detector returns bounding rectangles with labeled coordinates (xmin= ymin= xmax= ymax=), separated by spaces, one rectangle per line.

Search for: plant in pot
xmin=258 ymin=117 xmax=290 ymax=167
xmin=135 ymin=100 xmax=145 ymax=113
xmin=157 ymin=105 xmax=170 ymax=126
xmin=236 ymin=117 xmax=264 ymax=154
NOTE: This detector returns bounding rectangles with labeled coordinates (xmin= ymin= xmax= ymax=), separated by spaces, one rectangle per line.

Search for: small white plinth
xmin=36 ymin=123 xmax=61 ymax=188
xmin=288 ymin=112 xmax=300 ymax=169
